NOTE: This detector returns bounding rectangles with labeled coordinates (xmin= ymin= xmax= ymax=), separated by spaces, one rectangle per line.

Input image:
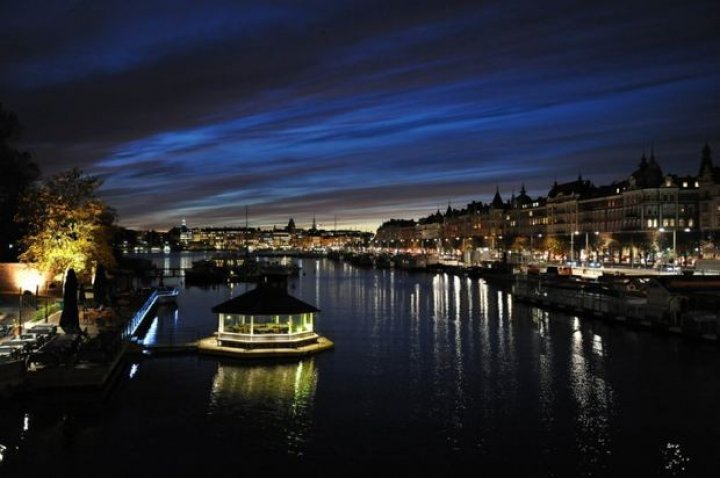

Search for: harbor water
xmin=1 ymin=253 xmax=719 ymax=475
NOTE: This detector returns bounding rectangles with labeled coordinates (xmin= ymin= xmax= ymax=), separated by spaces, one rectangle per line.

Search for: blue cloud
xmin=1 ymin=0 xmax=719 ymax=229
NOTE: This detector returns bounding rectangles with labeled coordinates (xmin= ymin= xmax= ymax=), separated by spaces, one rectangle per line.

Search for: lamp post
xmin=538 ymin=233 xmax=543 ymax=261
xmin=659 ymin=227 xmax=688 ymax=263
xmin=17 ymin=287 xmax=22 ymax=338
xmin=593 ymin=231 xmax=599 ymax=262
xmin=570 ymin=230 xmax=579 ymax=263
xmin=530 ymin=233 xmax=543 ymax=261
xmin=582 ymin=231 xmax=600 ymax=263
xmin=672 ymin=228 xmax=677 ymax=261
xmin=530 ymin=233 xmax=534 ymax=259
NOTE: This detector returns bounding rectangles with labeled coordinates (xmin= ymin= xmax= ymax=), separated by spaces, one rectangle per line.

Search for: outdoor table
xmin=41 ymin=334 xmax=80 ymax=354
xmin=0 ymin=346 xmax=18 ymax=357
xmin=5 ymin=339 xmax=36 ymax=352
xmin=29 ymin=324 xmax=57 ymax=335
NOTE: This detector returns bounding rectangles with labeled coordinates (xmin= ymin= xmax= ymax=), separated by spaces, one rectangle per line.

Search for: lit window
xmin=683 ymin=182 xmax=688 ymax=188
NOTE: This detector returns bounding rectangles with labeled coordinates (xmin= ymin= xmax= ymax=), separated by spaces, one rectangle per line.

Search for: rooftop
xmin=211 ymin=275 xmax=319 ymax=315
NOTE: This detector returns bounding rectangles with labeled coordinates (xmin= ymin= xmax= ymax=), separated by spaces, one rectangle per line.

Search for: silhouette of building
xmin=374 ymin=145 xmax=716 ymax=264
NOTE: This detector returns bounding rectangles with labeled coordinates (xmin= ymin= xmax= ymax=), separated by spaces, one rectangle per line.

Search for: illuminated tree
xmin=543 ymin=236 xmax=565 ymax=260
xmin=17 ymin=168 xmax=116 ymax=279
xmin=510 ymin=235 xmax=528 ymax=252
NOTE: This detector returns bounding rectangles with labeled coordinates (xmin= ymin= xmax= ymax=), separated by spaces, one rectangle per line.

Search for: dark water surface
xmin=1 ymin=255 xmax=719 ymax=475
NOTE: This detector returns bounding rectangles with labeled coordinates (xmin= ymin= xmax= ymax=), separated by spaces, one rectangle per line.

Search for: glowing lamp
xmin=14 ymin=266 xmax=44 ymax=294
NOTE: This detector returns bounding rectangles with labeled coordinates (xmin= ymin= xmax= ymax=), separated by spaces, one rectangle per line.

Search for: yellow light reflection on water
xmin=569 ymin=317 xmax=613 ymax=469
xmin=209 ymin=359 xmax=318 ymax=457
xmin=453 ymin=275 xmax=461 ymax=321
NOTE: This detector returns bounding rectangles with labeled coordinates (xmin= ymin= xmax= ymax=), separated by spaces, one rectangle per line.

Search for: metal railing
xmin=217 ymin=331 xmax=317 ymax=343
xmin=122 ymin=287 xmax=179 ymax=341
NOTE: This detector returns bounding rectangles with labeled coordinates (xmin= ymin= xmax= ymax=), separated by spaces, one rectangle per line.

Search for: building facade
xmin=374 ymin=145 xmax=717 ymax=265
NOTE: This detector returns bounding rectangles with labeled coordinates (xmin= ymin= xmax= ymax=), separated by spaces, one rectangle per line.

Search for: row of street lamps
xmin=376 ymin=227 xmax=695 ymax=263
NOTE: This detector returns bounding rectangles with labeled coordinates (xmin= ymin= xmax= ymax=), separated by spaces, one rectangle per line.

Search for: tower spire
xmin=699 ymin=143 xmax=713 ymax=177
xmin=491 ymin=186 xmax=504 ymax=208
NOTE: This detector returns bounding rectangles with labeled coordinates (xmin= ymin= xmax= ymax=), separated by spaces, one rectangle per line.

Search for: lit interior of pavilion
xmin=211 ymin=274 xmax=321 ymax=349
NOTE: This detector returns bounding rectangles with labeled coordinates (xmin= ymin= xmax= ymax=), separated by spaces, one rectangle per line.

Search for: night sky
xmin=2 ymin=1 xmax=719 ymax=231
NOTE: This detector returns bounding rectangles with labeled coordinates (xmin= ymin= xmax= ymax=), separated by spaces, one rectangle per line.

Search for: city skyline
xmin=2 ymin=1 xmax=719 ymax=231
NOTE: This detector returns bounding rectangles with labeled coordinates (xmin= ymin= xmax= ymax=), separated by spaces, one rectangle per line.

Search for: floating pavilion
xmin=198 ymin=274 xmax=333 ymax=358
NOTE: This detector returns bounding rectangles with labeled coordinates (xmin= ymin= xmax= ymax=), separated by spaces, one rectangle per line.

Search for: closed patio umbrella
xmin=59 ymin=268 xmax=80 ymax=334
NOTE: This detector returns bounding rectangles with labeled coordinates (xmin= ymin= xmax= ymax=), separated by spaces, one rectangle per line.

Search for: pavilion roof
xmin=211 ymin=283 xmax=319 ymax=315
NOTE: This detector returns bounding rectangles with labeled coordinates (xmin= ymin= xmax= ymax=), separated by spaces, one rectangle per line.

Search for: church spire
xmin=699 ymin=143 xmax=713 ymax=177
xmin=491 ymin=186 xmax=504 ymax=208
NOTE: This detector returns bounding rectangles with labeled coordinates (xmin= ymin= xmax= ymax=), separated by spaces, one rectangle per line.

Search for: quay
xmin=512 ymin=273 xmax=720 ymax=343
xmin=0 ymin=287 xmax=179 ymax=396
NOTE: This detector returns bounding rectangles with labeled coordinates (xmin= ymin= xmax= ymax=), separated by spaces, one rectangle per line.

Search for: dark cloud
xmin=1 ymin=0 xmax=719 ymax=230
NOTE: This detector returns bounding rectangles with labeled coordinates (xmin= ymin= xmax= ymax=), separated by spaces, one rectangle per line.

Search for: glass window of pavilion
xmin=211 ymin=274 xmax=320 ymax=348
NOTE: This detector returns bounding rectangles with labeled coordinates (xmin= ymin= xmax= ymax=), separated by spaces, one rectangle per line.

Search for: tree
xmin=510 ymin=235 xmax=528 ymax=252
xmin=543 ymin=236 xmax=566 ymax=260
xmin=0 ymin=103 xmax=40 ymax=260
xmin=17 ymin=168 xmax=116 ymax=279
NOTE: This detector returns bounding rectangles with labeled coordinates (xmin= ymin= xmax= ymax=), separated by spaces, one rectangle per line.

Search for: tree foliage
xmin=510 ymin=235 xmax=528 ymax=252
xmin=17 ymin=168 xmax=116 ymax=278
xmin=543 ymin=236 xmax=566 ymax=257
xmin=0 ymin=103 xmax=40 ymax=260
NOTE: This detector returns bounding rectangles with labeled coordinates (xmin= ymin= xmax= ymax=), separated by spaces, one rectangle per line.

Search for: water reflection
xmin=0 ymin=408 xmax=26 ymax=467
xmin=537 ymin=310 xmax=555 ymax=439
xmin=569 ymin=317 xmax=613 ymax=473
xmin=662 ymin=442 xmax=690 ymax=476
xmin=208 ymin=359 xmax=318 ymax=457
xmin=2 ymin=255 xmax=711 ymax=473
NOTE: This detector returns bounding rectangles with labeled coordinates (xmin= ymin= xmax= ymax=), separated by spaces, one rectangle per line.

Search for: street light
xmin=530 ymin=233 xmax=543 ymax=260
xmin=594 ymin=231 xmax=599 ymax=262
xmin=570 ymin=230 xmax=579 ymax=263
xmin=530 ymin=233 xmax=534 ymax=256
xmin=582 ymin=231 xmax=600 ymax=263
xmin=659 ymin=227 xmax=690 ymax=262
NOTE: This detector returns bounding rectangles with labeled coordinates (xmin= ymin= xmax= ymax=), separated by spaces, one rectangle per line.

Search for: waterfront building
xmin=179 ymin=219 xmax=192 ymax=246
xmin=174 ymin=221 xmax=370 ymax=252
xmin=374 ymin=145 xmax=714 ymax=264
xmin=373 ymin=219 xmax=417 ymax=251
xmin=697 ymin=145 xmax=720 ymax=235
